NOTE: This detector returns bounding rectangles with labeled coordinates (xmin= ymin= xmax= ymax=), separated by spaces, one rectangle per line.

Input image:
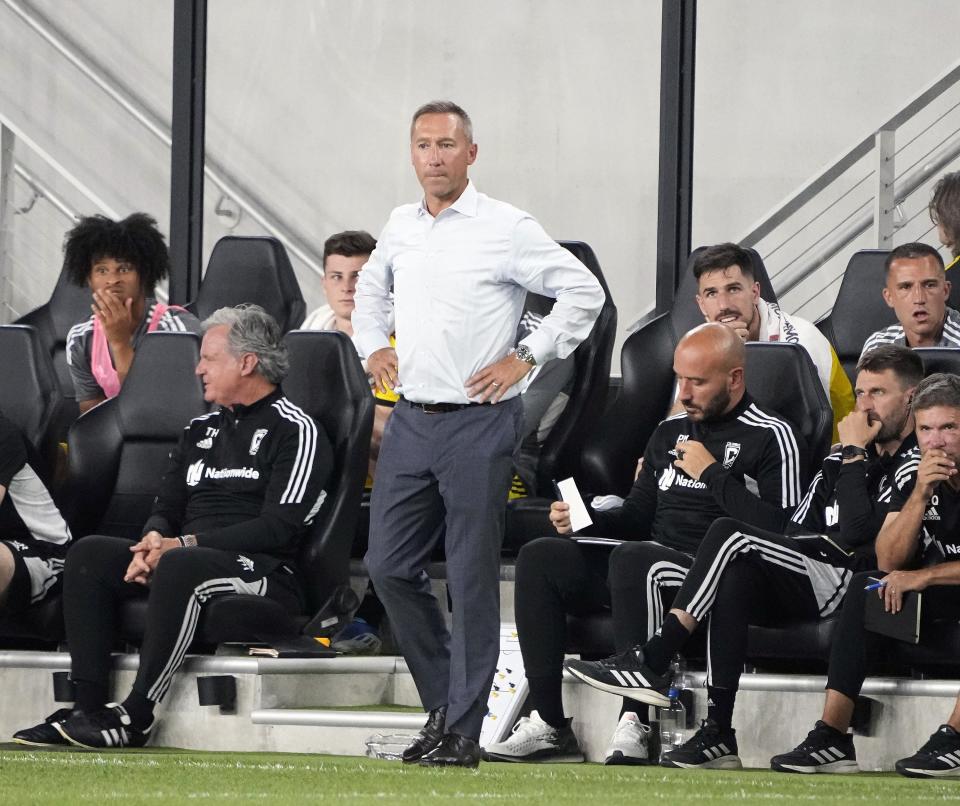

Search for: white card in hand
xmin=557 ymin=477 xmax=593 ymax=533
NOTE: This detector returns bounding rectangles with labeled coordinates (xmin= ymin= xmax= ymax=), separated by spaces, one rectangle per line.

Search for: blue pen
xmin=864 ymin=580 xmax=887 ymax=592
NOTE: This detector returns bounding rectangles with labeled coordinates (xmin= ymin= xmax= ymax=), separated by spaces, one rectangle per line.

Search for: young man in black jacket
xmin=13 ymin=305 xmax=333 ymax=749
xmin=484 ymin=323 xmax=807 ymax=765
xmin=567 ymin=344 xmax=922 ymax=769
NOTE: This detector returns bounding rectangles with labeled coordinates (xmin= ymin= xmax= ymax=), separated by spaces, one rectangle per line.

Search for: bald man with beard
xmin=483 ymin=323 xmax=807 ymax=766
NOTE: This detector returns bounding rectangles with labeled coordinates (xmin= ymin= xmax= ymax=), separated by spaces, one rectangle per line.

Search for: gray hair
xmin=410 ymin=100 xmax=473 ymax=142
xmin=912 ymin=372 xmax=960 ymax=414
xmin=203 ymin=304 xmax=289 ymax=384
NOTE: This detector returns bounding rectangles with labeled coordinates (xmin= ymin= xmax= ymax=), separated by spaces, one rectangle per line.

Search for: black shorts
xmin=1 ymin=539 xmax=66 ymax=613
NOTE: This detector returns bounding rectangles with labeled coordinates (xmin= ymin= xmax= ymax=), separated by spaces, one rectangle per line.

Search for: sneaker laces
xmin=510 ymin=714 xmax=555 ymax=740
xmin=612 ymin=716 xmax=649 ymax=742
xmin=796 ymin=721 xmax=840 ymax=753
xmin=44 ymin=708 xmax=75 ymax=725
xmin=598 ymin=647 xmax=645 ymax=670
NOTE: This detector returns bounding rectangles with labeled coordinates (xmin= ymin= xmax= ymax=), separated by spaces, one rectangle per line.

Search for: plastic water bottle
xmin=659 ymin=686 xmax=687 ymax=756
xmin=671 ymin=653 xmax=694 ymax=691
xmin=365 ymin=733 xmax=415 ymax=761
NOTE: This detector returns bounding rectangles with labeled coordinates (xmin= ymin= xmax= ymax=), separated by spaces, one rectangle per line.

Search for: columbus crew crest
xmin=722 ymin=442 xmax=741 ymax=469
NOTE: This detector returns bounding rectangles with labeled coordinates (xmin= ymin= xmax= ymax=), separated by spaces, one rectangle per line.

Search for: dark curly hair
xmin=63 ymin=213 xmax=171 ymax=294
xmin=930 ymin=172 xmax=960 ymax=258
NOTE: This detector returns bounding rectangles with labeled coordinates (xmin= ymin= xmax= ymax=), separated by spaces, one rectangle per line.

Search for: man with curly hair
xmin=63 ymin=213 xmax=201 ymax=413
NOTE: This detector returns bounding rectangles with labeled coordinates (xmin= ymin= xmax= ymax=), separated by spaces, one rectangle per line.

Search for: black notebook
xmin=863 ymin=590 xmax=922 ymax=644
xmin=248 ymin=635 xmax=337 ymax=658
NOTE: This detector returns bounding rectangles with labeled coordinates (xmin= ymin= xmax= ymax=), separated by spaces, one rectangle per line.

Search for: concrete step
xmin=1 ymin=649 xmax=958 ymax=770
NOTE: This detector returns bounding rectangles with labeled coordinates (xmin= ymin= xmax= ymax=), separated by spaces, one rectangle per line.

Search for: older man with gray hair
xmin=13 ymin=304 xmax=333 ymax=750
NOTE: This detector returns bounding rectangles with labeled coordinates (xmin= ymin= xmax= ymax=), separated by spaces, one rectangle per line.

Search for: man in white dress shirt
xmin=353 ymin=101 xmax=605 ymax=767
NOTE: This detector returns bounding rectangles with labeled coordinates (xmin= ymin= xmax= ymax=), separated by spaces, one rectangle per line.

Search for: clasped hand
xmin=124 ymin=531 xmax=180 ymax=585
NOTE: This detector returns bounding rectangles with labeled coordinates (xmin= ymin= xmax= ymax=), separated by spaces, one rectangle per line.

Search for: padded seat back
xmin=744 ymin=341 xmax=831 ymax=479
xmin=191 ymin=236 xmax=306 ymax=332
xmin=280 ymin=330 xmax=375 ymax=611
xmin=914 ymin=347 xmax=960 ymax=376
xmin=15 ymin=267 xmax=93 ymax=433
xmin=531 ymin=241 xmax=618 ymax=490
xmin=63 ymin=332 xmax=206 ymax=538
xmin=579 ymin=312 xmax=676 ymax=495
xmin=818 ymin=251 xmax=897 ymax=384
xmin=0 ymin=325 xmax=62 ymax=469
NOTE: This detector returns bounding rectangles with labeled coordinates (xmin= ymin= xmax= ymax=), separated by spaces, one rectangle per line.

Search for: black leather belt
xmin=401 ymin=397 xmax=488 ymax=414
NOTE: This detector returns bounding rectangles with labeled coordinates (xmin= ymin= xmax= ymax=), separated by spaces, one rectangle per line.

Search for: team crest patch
xmin=723 ymin=442 xmax=741 ymax=469
xmin=249 ymin=428 xmax=268 ymax=456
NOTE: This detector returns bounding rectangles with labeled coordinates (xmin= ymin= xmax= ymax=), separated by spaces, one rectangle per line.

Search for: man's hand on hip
xmin=367 ymin=347 xmax=399 ymax=396
xmin=466 ymin=353 xmax=533 ymax=403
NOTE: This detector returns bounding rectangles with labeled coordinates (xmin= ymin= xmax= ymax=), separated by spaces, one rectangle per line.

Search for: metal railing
xmin=1 ymin=0 xmax=326 ymax=281
xmin=740 ymin=59 xmax=960 ymax=322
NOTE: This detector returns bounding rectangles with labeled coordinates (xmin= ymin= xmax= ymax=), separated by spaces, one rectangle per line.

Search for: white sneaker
xmin=482 ymin=710 xmax=585 ymax=763
xmin=604 ymin=712 xmax=652 ymax=765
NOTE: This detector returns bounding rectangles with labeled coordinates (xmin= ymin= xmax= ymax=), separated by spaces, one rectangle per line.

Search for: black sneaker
xmin=55 ymin=703 xmax=153 ymax=749
xmin=770 ymin=720 xmax=859 ymax=774
xmin=12 ymin=709 xmax=79 ymax=747
xmin=661 ymin=718 xmax=742 ymax=770
xmin=564 ymin=648 xmax=671 ymax=707
xmin=896 ymin=725 xmax=960 ymax=778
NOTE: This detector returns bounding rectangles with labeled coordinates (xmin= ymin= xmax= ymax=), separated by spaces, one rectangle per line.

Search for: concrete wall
xmin=1 ymin=0 xmax=958 ymax=363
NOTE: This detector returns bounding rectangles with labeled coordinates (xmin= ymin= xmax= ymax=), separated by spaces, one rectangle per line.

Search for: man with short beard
xmin=690 ymin=242 xmax=853 ymax=441
xmin=484 ymin=323 xmax=806 ymax=765
xmin=566 ymin=344 xmax=922 ymax=770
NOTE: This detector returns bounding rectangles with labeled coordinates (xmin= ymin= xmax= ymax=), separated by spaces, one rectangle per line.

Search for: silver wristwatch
xmin=514 ymin=344 xmax=536 ymax=366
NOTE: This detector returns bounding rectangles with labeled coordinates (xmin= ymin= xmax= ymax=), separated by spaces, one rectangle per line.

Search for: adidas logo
xmin=810 ymin=746 xmax=847 ymax=764
xmin=237 ymin=555 xmax=255 ymax=573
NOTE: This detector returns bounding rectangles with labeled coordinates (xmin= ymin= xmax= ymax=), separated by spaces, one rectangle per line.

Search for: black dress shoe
xmin=418 ymin=733 xmax=481 ymax=768
xmin=401 ymin=705 xmax=447 ymax=763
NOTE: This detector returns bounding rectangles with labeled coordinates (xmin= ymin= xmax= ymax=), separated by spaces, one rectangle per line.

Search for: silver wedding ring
xmin=492 ymin=381 xmax=501 ymax=388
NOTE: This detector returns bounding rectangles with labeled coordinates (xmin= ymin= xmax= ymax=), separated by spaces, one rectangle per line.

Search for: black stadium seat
xmin=61 ymin=332 xmax=208 ymax=540
xmin=534 ymin=241 xmax=619 ymax=492
xmin=744 ymin=341 xmax=831 ymax=480
xmin=817 ymin=251 xmax=896 ymax=385
xmin=15 ymin=265 xmax=93 ymax=438
xmin=503 ymin=242 xmax=618 ymax=549
xmin=914 ymin=347 xmax=960 ymax=376
xmin=190 ymin=236 xmax=306 ymax=332
xmin=0 ymin=332 xmax=206 ymax=644
xmin=0 ymin=324 xmax=63 ymax=472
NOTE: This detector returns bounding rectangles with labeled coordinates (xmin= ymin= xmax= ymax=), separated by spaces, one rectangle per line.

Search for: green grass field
xmin=2 ymin=746 xmax=960 ymax=805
